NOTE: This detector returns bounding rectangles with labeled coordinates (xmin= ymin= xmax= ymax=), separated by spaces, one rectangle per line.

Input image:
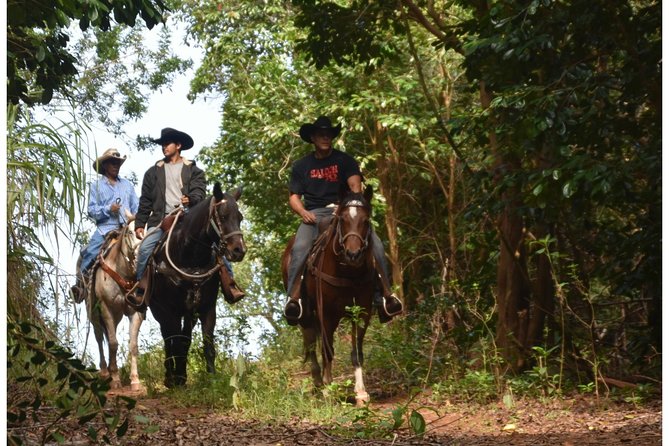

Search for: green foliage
xmin=7 ymin=321 xmax=135 ymax=444
xmin=7 ymin=103 xmax=89 ymax=327
xmin=69 ymin=24 xmax=192 ymax=133
xmin=7 ymin=0 xmax=168 ymax=105
xmin=284 ymin=0 xmax=661 ymax=378
xmin=292 ymin=0 xmax=404 ymax=69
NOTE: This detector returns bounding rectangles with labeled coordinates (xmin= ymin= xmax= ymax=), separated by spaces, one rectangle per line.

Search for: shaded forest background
xmin=7 ymin=0 xmax=661 ymax=442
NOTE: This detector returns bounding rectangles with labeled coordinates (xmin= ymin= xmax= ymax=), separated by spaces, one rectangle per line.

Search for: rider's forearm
xmin=289 ymin=193 xmax=307 ymax=217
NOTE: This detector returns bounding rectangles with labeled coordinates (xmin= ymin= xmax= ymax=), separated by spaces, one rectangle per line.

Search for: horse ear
xmin=213 ymin=182 xmax=224 ymax=201
xmin=230 ymin=186 xmax=242 ymax=201
xmin=363 ymin=185 xmax=373 ymax=203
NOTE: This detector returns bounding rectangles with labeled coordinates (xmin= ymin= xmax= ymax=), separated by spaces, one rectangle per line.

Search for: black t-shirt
xmin=289 ymin=149 xmax=362 ymax=210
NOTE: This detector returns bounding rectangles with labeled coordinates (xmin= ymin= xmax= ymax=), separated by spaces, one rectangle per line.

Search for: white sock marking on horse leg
xmin=354 ymin=366 xmax=369 ymax=403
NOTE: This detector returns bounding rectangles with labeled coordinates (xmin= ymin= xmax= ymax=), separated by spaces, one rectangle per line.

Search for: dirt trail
xmin=113 ymin=388 xmax=661 ymax=445
xmin=10 ymin=385 xmax=661 ymax=445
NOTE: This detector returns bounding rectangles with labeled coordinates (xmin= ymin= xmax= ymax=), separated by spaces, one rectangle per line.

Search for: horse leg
xmin=200 ymin=307 xmax=216 ymax=374
xmin=351 ymin=316 xmax=371 ymax=406
xmin=173 ymin=315 xmax=195 ymax=386
xmin=128 ymin=311 xmax=145 ymax=391
xmin=159 ymin=318 xmax=180 ymax=389
xmin=301 ymin=323 xmax=323 ymax=388
xmin=87 ymin=291 xmax=109 ymax=380
xmin=321 ymin=317 xmax=339 ymax=386
xmin=100 ymin=304 xmax=122 ymax=389
xmin=93 ymin=320 xmax=109 ymax=380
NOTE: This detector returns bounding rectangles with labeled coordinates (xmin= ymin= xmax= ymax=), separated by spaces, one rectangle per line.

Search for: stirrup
xmin=381 ymin=294 xmax=403 ymax=317
xmin=125 ymin=284 xmax=145 ymax=310
xmin=284 ymin=298 xmax=303 ymax=323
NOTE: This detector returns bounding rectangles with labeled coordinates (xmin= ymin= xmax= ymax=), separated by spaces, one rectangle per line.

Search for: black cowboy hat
xmin=93 ymin=148 xmax=127 ymax=174
xmin=299 ymin=116 xmax=342 ymax=143
xmin=151 ymin=127 xmax=194 ymax=150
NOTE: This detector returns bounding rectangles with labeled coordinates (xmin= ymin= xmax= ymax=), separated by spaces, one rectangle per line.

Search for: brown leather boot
xmin=126 ymin=274 xmax=149 ymax=311
xmin=220 ymin=266 xmax=245 ymax=304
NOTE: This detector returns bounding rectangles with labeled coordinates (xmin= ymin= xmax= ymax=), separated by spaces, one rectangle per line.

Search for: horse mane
xmin=178 ymin=196 xmax=212 ymax=236
xmin=166 ymin=196 xmax=219 ymax=256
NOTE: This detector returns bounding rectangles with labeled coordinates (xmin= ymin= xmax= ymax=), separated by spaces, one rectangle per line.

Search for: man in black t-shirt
xmin=284 ymin=116 xmax=403 ymax=325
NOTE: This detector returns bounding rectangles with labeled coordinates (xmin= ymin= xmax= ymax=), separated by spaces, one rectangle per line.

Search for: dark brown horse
xmin=147 ymin=183 xmax=246 ymax=388
xmin=281 ymin=187 xmax=376 ymax=406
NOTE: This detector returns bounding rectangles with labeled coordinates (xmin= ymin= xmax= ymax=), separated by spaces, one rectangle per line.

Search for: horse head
xmin=335 ymin=186 xmax=373 ymax=267
xmin=120 ymin=219 xmax=141 ymax=270
xmin=211 ymin=182 xmax=247 ymax=262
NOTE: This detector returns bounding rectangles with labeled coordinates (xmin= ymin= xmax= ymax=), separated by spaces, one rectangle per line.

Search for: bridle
xmin=332 ymin=199 xmax=371 ymax=258
xmin=208 ymin=198 xmax=243 ymax=259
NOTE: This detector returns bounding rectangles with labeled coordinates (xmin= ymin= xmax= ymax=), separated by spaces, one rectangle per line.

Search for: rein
xmin=163 ymin=197 xmax=237 ymax=281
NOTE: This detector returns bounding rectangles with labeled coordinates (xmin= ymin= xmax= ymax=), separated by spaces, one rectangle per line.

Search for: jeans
xmin=286 ymin=207 xmax=390 ymax=296
xmin=80 ymin=231 xmax=105 ymax=275
xmin=135 ymin=227 xmax=164 ymax=280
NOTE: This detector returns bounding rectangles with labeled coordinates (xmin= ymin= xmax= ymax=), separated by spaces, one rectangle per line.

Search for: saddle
xmin=73 ymin=229 xmax=123 ymax=304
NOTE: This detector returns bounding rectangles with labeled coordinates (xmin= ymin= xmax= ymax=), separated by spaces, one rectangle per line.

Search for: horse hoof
xmin=355 ymin=392 xmax=370 ymax=407
xmin=130 ymin=382 xmax=143 ymax=392
xmin=165 ymin=377 xmax=187 ymax=388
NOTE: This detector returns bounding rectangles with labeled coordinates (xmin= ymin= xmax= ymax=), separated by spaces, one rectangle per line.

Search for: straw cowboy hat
xmin=93 ymin=148 xmax=127 ymax=174
xmin=299 ymin=116 xmax=342 ymax=143
xmin=150 ymin=127 xmax=194 ymax=150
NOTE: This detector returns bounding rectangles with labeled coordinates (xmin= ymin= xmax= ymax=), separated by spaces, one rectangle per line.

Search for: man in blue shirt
xmin=71 ymin=149 xmax=139 ymax=302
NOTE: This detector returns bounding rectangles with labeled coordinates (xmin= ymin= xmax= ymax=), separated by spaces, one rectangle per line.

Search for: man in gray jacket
xmin=126 ymin=127 xmax=206 ymax=306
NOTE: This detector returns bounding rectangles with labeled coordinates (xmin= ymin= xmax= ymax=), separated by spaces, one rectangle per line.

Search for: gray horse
xmin=86 ymin=218 xmax=144 ymax=390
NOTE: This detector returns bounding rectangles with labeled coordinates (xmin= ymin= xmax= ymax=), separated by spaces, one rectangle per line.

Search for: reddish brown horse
xmin=281 ymin=187 xmax=376 ymax=406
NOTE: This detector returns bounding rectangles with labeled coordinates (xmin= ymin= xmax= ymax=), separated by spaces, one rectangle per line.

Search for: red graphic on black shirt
xmin=310 ymin=165 xmax=339 ymax=182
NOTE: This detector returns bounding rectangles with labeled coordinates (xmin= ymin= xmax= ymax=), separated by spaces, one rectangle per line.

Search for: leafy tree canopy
xmin=7 ymin=0 xmax=169 ymax=105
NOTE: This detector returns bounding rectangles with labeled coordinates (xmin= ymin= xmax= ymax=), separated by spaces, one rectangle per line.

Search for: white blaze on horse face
xmin=347 ymin=200 xmax=363 ymax=219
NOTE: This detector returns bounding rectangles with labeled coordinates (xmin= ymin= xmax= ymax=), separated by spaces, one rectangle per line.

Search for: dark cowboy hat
xmin=299 ymin=116 xmax=342 ymax=143
xmin=150 ymin=127 xmax=194 ymax=150
xmin=93 ymin=148 xmax=126 ymax=174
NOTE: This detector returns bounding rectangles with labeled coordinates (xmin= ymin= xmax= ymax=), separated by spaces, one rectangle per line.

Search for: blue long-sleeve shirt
xmin=88 ymin=176 xmax=139 ymax=236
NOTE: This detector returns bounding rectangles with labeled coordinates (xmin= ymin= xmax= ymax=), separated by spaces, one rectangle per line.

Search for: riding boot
xmin=70 ymin=272 xmax=89 ymax=304
xmin=126 ymin=273 xmax=149 ymax=311
xmin=374 ymin=270 xmax=404 ymax=324
xmin=219 ymin=265 xmax=245 ymax=304
xmin=283 ymin=275 xmax=304 ymax=326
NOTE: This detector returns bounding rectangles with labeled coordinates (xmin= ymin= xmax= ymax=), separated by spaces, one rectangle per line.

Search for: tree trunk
xmin=479 ymin=81 xmax=534 ymax=371
xmin=371 ymin=121 xmax=405 ymax=303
